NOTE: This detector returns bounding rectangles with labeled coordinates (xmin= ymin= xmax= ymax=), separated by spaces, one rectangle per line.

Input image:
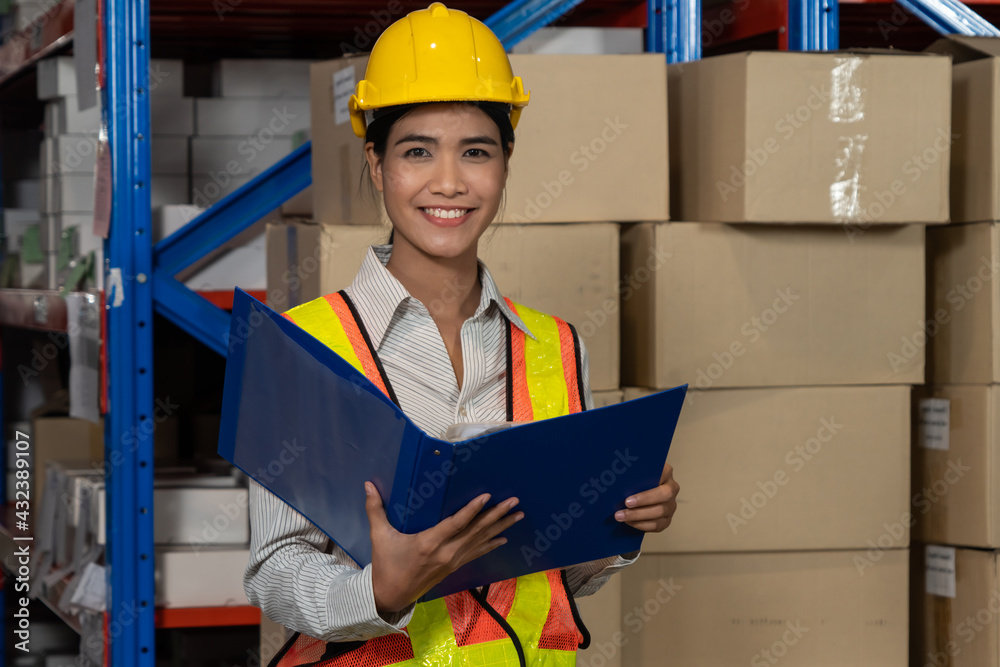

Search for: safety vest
xmin=269 ymin=289 xmax=590 ymax=667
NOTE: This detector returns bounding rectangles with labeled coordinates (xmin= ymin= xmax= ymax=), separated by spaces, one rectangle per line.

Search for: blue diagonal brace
xmin=895 ymin=0 xmax=1000 ymax=36
xmin=787 ymin=0 xmax=839 ymax=51
xmin=154 ymin=142 xmax=312 ymax=276
xmin=152 ymin=272 xmax=231 ymax=356
xmin=647 ymin=0 xmax=702 ymax=63
xmin=486 ymin=0 xmax=587 ymax=49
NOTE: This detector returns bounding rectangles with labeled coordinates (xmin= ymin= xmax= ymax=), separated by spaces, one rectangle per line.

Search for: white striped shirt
xmin=244 ymin=243 xmax=639 ymax=643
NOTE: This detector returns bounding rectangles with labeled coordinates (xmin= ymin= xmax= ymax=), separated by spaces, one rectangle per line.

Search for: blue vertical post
xmin=647 ymin=0 xmax=702 ymax=63
xmin=787 ymin=0 xmax=839 ymax=50
xmin=104 ymin=0 xmax=155 ymax=663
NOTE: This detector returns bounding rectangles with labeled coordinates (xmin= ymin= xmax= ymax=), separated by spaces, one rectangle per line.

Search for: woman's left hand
xmin=613 ymin=463 xmax=679 ymax=532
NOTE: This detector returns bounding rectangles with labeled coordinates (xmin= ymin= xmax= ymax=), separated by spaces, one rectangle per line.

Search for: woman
xmin=244 ymin=4 xmax=680 ymax=666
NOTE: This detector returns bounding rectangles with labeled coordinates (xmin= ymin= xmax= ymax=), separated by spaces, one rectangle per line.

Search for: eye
xmin=465 ymin=148 xmax=491 ymax=158
xmin=404 ymin=147 xmax=430 ymax=158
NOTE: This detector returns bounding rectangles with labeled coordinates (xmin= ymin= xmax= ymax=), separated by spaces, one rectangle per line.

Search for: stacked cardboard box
xmin=616 ymin=50 xmax=951 ymax=666
xmin=190 ymin=59 xmax=311 ymax=210
xmin=36 ymin=57 xmax=192 ymax=289
xmin=915 ymin=35 xmax=1000 ymax=667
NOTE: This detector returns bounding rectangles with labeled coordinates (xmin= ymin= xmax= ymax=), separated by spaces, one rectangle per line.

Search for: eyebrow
xmin=394 ymin=133 xmax=500 ymax=147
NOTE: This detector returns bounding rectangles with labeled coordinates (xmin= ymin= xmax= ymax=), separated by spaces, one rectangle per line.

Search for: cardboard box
xmin=42 ymin=174 xmax=188 ymax=213
xmin=926 ymin=221 xmax=1000 ymax=384
xmin=575 ymin=573 xmax=622 ymax=667
xmin=195 ymin=98 xmax=310 ymax=136
xmin=668 ymin=51 xmax=951 ymax=224
xmin=511 ymin=27 xmax=643 ymax=55
xmin=625 ymin=385 xmax=911 ymax=552
xmin=182 ymin=231 xmax=266 ymax=291
xmin=213 ymin=59 xmax=311 ymax=98
xmin=38 ymin=57 xmax=184 ymax=99
xmin=913 ymin=385 xmax=1000 ymax=548
xmin=42 ymin=135 xmax=188 ymax=175
xmin=928 ymin=36 xmax=1000 ymax=223
xmin=155 ymin=545 xmax=250 ymax=607
xmin=311 ymin=54 xmax=669 ymax=225
xmin=591 ymin=390 xmax=623 ymax=409
xmin=266 ymin=222 xmax=621 ymax=389
xmin=190 ymin=136 xmax=294 ymax=177
xmin=153 ymin=205 xmax=204 ymax=243
xmin=94 ymin=485 xmax=249 ymax=545
xmin=621 ymin=550 xmax=908 ymax=666
xmin=46 ymin=98 xmax=101 ymax=135
xmin=914 ymin=544 xmax=1000 ymax=667
xmin=620 ymin=222 xmax=925 ymax=389
xmin=31 ymin=417 xmax=103 ymax=501
xmin=191 ymin=173 xmax=311 ymax=211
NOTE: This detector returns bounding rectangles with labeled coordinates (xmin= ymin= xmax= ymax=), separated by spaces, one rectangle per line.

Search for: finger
xmin=623 ymin=485 xmax=675 ymax=510
xmin=457 ymin=497 xmax=520 ymax=539
xmin=432 ymin=493 xmax=492 ymax=539
xmin=615 ymin=503 xmax=672 ymax=524
xmin=624 ymin=517 xmax=672 ymax=533
xmin=364 ymin=482 xmax=392 ymax=533
xmin=660 ymin=463 xmax=674 ymax=486
xmin=477 ymin=510 xmax=524 ymax=543
xmin=456 ymin=536 xmax=509 ymax=569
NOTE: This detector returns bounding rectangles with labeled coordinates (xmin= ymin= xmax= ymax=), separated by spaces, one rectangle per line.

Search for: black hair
xmin=357 ymin=101 xmax=515 ymax=239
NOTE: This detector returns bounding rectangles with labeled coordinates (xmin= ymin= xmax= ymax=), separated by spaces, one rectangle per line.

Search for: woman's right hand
xmin=363 ymin=481 xmax=523 ymax=613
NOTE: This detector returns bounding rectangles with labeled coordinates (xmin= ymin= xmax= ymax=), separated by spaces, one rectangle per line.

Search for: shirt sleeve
xmin=561 ymin=333 xmax=641 ymax=598
xmin=244 ymin=479 xmax=416 ymax=641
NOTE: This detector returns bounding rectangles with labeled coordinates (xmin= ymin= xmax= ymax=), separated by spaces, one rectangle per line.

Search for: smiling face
xmin=364 ymin=103 xmax=511 ymax=262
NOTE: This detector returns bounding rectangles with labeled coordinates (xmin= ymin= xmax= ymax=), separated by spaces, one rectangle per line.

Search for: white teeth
xmin=423 ymin=207 xmax=469 ymax=219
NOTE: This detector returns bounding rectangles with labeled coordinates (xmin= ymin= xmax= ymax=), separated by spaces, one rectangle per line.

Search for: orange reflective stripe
xmin=505 ymin=298 xmax=534 ymax=422
xmin=446 ymin=578 xmax=517 ymax=647
xmin=323 ymin=293 xmax=391 ymax=399
xmin=553 ymin=317 xmax=582 ymax=414
xmin=537 ymin=571 xmax=583 ymax=651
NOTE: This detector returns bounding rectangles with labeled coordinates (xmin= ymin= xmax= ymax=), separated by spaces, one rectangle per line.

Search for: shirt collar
xmin=347 ymin=244 xmax=536 ymax=350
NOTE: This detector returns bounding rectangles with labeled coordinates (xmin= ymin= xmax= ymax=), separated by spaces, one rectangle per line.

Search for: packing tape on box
xmin=829 ymin=56 xmax=868 ymax=223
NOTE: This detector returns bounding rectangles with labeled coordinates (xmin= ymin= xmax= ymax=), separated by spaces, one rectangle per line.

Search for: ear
xmin=364 ymin=142 xmax=384 ymax=192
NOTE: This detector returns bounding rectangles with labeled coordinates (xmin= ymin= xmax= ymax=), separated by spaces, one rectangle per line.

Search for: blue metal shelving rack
xmin=3 ymin=0 xmax=995 ymax=663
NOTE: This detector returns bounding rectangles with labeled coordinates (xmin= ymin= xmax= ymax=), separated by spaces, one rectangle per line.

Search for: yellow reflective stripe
xmin=534 ymin=648 xmax=579 ymax=666
xmin=512 ymin=303 xmax=571 ymax=421
xmin=397 ymin=598 xmax=458 ymax=666
xmin=454 ymin=639 xmax=521 ymax=667
xmin=283 ymin=297 xmax=365 ymax=374
xmin=505 ymin=572 xmax=552 ymax=656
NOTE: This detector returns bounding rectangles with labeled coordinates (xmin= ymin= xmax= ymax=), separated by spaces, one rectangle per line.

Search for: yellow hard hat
xmin=348 ymin=2 xmax=530 ymax=139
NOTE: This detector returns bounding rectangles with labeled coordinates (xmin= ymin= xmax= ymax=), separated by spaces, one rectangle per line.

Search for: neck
xmin=385 ymin=237 xmax=482 ymax=322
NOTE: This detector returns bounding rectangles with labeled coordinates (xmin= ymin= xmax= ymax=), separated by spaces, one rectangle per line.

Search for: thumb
xmin=364 ymin=482 xmax=392 ymax=533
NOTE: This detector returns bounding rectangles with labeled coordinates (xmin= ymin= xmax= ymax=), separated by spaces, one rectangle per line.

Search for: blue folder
xmin=218 ymin=288 xmax=687 ymax=601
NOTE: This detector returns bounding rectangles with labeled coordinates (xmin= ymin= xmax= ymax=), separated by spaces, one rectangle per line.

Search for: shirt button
xmin=459 ymin=406 xmax=468 ymax=417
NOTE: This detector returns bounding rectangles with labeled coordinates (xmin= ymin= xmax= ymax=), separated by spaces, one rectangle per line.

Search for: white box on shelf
xmin=153 ymin=205 xmax=205 ymax=243
xmin=195 ymin=98 xmax=310 ymax=136
xmin=510 ymin=27 xmax=644 ymax=54
xmin=155 ymin=545 xmax=251 ymax=607
xmin=213 ymin=59 xmax=311 ymax=98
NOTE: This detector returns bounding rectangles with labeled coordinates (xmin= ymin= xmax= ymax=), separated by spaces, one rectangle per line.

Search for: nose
xmin=428 ymin=153 xmax=468 ymax=197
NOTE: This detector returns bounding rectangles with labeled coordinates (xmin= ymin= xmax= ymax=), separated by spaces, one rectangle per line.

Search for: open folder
xmin=218 ymin=288 xmax=687 ymax=601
